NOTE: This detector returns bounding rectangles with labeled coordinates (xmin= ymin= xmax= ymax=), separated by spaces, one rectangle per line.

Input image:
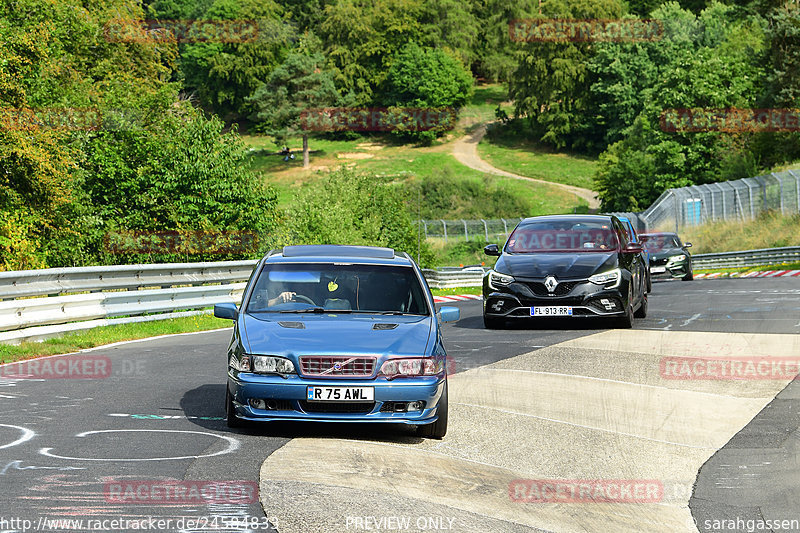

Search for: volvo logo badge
xmin=544 ymin=276 xmax=558 ymax=293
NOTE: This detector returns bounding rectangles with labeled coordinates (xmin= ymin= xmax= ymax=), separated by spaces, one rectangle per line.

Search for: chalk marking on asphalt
xmin=0 ymin=424 xmax=36 ymax=450
xmin=39 ymin=429 xmax=239 ymax=461
xmin=482 ymin=369 xmax=747 ymax=400
xmin=680 ymin=314 xmax=702 ymax=327
xmin=0 ymin=460 xmax=85 ymax=475
xmin=453 ymin=402 xmax=716 ymax=450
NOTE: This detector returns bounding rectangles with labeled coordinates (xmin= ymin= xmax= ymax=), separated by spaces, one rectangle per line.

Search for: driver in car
xmin=268 ymin=291 xmax=296 ymax=306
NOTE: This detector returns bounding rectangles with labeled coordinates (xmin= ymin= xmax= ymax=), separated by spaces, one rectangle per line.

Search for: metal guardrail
xmin=0 ymin=261 xmax=257 ymax=344
xmin=1 ymin=247 xmax=797 ymax=344
xmin=421 ymin=268 xmax=487 ymax=289
xmin=692 ymin=246 xmax=800 ymax=270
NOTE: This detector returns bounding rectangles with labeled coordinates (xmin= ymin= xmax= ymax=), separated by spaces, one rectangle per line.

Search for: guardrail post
xmin=440 ymin=219 xmax=447 ymax=243
xmin=461 ymin=219 xmax=468 ymax=241
xmin=481 ymin=219 xmax=488 ymax=242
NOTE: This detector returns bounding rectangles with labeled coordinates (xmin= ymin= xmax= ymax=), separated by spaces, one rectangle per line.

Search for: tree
xmin=178 ymin=0 xmax=293 ymax=119
xmin=507 ymin=0 xmax=626 ymax=149
xmin=317 ymin=0 xmax=425 ymax=105
xmin=384 ymin=43 xmax=473 ymax=142
xmin=247 ymin=51 xmax=342 ymax=167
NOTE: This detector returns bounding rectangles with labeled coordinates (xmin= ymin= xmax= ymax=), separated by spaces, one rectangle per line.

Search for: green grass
xmin=478 ymin=125 xmax=598 ymax=190
xmin=679 ymin=211 xmax=800 ymax=254
xmin=457 ymin=83 xmax=512 ymax=132
xmin=430 ymin=286 xmax=482 ymax=296
xmin=0 ymin=313 xmax=230 ymax=363
xmin=695 ymin=262 xmax=800 ymax=275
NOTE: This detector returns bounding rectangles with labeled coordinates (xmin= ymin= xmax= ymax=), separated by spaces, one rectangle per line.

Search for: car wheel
xmin=646 ymin=271 xmax=652 ymax=293
xmin=617 ymin=287 xmax=634 ymax=328
xmin=225 ymin=387 xmax=243 ymax=429
xmin=418 ymin=381 xmax=448 ymax=439
xmin=682 ymin=268 xmax=694 ymax=281
xmin=634 ymin=291 xmax=648 ymax=318
xmin=483 ymin=314 xmax=505 ymax=329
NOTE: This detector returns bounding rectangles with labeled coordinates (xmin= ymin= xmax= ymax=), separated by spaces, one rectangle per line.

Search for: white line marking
xmin=39 ymin=429 xmax=239 ymax=462
xmin=681 ymin=313 xmax=702 ymax=327
xmin=0 ymin=424 xmax=36 ymax=450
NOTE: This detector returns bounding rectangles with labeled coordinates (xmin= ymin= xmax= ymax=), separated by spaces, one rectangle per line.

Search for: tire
xmin=634 ymin=291 xmax=648 ymax=318
xmin=483 ymin=314 xmax=505 ymax=329
xmin=225 ymin=387 xmax=243 ymax=428
xmin=682 ymin=267 xmax=694 ymax=281
xmin=646 ymin=271 xmax=652 ymax=293
xmin=418 ymin=381 xmax=448 ymax=439
xmin=616 ymin=286 xmax=634 ymax=328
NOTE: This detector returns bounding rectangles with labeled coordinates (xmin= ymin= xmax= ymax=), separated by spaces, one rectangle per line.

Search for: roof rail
xmin=281 ymin=245 xmax=395 ymax=259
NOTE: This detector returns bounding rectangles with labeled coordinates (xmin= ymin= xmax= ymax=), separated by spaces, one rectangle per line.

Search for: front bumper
xmin=482 ymin=278 xmax=629 ymax=318
xmin=649 ymin=259 xmax=690 ymax=278
xmin=228 ymin=371 xmax=445 ymax=424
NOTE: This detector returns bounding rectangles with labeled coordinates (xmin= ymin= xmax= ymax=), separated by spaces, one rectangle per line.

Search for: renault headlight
xmin=488 ymin=270 xmax=515 ymax=290
xmin=588 ymin=268 xmax=621 ymax=288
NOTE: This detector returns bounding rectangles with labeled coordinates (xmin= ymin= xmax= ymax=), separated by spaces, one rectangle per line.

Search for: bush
xmin=285 ymin=168 xmax=435 ymax=266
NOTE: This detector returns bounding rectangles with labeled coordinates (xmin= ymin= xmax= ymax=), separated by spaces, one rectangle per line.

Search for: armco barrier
xmin=692 ymin=246 xmax=800 ymax=269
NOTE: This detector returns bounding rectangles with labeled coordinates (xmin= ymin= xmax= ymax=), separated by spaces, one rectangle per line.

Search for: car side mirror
xmin=438 ymin=306 xmax=460 ymax=323
xmin=214 ymin=302 xmax=238 ymax=320
xmin=484 ymin=244 xmax=501 ymax=256
xmin=684 ymin=242 xmax=692 ymax=248
xmin=624 ymin=242 xmax=643 ymax=254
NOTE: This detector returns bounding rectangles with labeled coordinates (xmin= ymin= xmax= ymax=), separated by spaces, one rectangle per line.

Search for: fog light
xmin=250 ymin=399 xmax=266 ymax=410
xmin=408 ymin=401 xmax=425 ymax=412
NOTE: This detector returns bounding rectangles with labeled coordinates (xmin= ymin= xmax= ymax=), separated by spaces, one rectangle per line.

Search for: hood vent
xmin=278 ymin=321 xmax=305 ymax=329
xmin=373 ymin=323 xmax=398 ymax=330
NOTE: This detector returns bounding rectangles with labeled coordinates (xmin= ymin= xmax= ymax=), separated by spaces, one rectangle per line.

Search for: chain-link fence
xmin=415 ymin=218 xmax=524 ymax=242
xmin=630 ymin=169 xmax=800 ymax=232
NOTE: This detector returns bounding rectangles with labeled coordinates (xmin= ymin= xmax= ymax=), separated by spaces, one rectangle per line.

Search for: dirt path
xmin=452 ymin=123 xmax=600 ymax=210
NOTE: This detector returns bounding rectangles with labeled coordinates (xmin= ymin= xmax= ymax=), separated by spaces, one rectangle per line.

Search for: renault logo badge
xmin=544 ymin=276 xmax=558 ymax=293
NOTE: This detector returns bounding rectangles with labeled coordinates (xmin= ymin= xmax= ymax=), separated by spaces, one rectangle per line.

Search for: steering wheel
xmin=292 ymin=294 xmax=316 ymax=306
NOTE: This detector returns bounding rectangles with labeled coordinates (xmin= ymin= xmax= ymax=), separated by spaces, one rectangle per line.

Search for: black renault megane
xmin=482 ymin=215 xmax=648 ymax=329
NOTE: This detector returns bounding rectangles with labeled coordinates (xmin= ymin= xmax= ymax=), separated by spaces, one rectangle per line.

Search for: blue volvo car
xmin=213 ymin=245 xmax=460 ymax=438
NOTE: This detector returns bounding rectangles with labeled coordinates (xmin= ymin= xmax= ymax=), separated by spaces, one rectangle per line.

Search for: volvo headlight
xmin=380 ymin=358 xmax=443 ymax=380
xmin=251 ymin=355 xmax=295 ymax=375
xmin=668 ymin=254 xmax=686 ymax=263
xmin=589 ymin=268 xmax=621 ymax=288
xmin=488 ymin=270 xmax=515 ymax=290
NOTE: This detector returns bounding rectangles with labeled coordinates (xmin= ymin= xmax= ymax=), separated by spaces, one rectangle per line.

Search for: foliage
xmin=175 ymin=0 xmax=293 ymax=119
xmin=285 ymin=168 xmax=435 ymax=266
xmin=247 ymin=51 xmax=342 ymax=143
xmin=384 ymin=43 xmax=473 ymax=142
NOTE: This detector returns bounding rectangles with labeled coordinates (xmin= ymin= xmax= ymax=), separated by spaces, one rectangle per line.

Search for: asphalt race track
xmin=1 ymin=277 xmax=799 ymax=533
